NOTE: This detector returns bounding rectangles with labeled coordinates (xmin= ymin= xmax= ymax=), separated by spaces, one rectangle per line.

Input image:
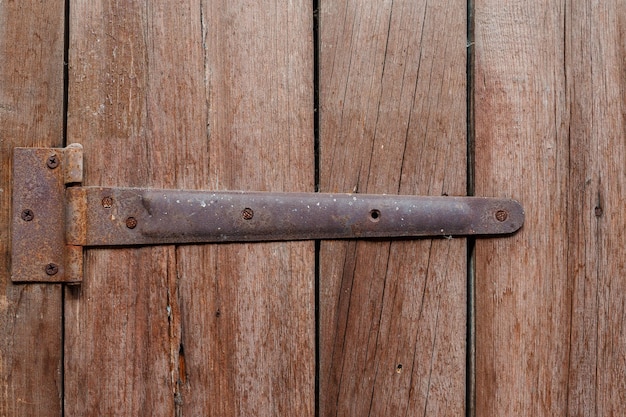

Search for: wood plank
xmin=318 ymin=0 xmax=467 ymax=415
xmin=65 ymin=0 xmax=314 ymax=415
xmin=474 ymin=1 xmax=626 ymax=414
xmin=65 ymin=1 xmax=194 ymax=414
xmin=564 ymin=4 xmax=626 ymax=413
xmin=0 ymin=1 xmax=65 ymax=416
xmin=473 ymin=4 xmax=569 ymax=414
xmin=175 ymin=0 xmax=315 ymax=414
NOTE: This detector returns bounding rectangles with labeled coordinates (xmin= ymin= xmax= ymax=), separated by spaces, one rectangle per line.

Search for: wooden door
xmin=1 ymin=1 xmax=625 ymax=416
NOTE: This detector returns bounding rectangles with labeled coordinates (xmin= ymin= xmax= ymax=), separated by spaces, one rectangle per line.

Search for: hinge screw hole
xmin=369 ymin=209 xmax=381 ymax=222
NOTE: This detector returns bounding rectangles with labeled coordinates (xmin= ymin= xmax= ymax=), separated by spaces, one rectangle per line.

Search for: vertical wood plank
xmin=474 ymin=0 xmax=626 ymax=414
xmin=565 ymin=4 xmax=626 ymax=414
xmin=318 ymin=0 xmax=467 ymax=415
xmin=66 ymin=0 xmax=314 ymax=415
xmin=176 ymin=0 xmax=315 ymax=415
xmin=474 ymin=3 xmax=569 ymax=414
xmin=0 ymin=1 xmax=65 ymax=416
xmin=65 ymin=1 xmax=200 ymax=414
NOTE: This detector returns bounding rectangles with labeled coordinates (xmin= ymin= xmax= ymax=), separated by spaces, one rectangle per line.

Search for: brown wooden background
xmin=1 ymin=0 xmax=625 ymax=416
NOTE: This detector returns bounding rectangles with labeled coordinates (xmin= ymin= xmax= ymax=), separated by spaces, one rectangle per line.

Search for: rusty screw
xmin=46 ymin=154 xmax=59 ymax=169
xmin=126 ymin=217 xmax=138 ymax=229
xmin=495 ymin=210 xmax=509 ymax=222
xmin=241 ymin=208 xmax=254 ymax=220
xmin=45 ymin=263 xmax=59 ymax=276
xmin=21 ymin=209 xmax=34 ymax=221
xmin=102 ymin=196 xmax=113 ymax=208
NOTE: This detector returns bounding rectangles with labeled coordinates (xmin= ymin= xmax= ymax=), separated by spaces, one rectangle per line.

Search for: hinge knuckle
xmin=66 ymin=187 xmax=87 ymax=246
xmin=63 ymin=143 xmax=84 ymax=184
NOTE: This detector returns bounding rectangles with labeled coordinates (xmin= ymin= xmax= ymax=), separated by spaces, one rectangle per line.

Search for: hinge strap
xmin=11 ymin=144 xmax=524 ymax=283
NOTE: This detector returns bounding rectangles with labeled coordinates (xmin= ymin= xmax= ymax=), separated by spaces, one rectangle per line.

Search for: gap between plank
xmin=466 ymin=0 xmax=476 ymax=416
xmin=313 ymin=0 xmax=321 ymax=416
xmin=61 ymin=0 xmax=71 ymax=415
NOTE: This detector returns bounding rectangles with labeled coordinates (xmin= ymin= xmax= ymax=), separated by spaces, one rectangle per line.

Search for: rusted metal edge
xmin=11 ymin=144 xmax=524 ymax=283
xmin=11 ymin=144 xmax=84 ymax=283
xmin=72 ymin=188 xmax=524 ymax=246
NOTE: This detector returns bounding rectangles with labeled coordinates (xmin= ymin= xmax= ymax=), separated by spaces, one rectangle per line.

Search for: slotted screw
xmin=241 ymin=208 xmax=254 ymax=220
xmin=47 ymin=154 xmax=59 ymax=169
xmin=21 ymin=209 xmax=34 ymax=221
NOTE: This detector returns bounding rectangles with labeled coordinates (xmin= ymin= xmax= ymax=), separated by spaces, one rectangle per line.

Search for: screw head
xmin=126 ymin=217 xmax=138 ymax=229
xmin=241 ymin=208 xmax=254 ymax=220
xmin=45 ymin=263 xmax=59 ymax=276
xmin=495 ymin=210 xmax=509 ymax=222
xmin=21 ymin=209 xmax=34 ymax=221
xmin=102 ymin=197 xmax=113 ymax=208
xmin=46 ymin=154 xmax=59 ymax=169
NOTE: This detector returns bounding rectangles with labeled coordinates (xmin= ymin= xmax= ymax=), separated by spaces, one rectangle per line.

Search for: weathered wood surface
xmin=0 ymin=1 xmax=65 ymax=416
xmin=474 ymin=0 xmax=626 ymax=414
xmin=318 ymin=0 xmax=467 ymax=415
xmin=65 ymin=0 xmax=314 ymax=415
xmin=176 ymin=0 xmax=315 ymax=415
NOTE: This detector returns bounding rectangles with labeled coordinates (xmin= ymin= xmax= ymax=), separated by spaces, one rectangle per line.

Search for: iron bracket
xmin=11 ymin=144 xmax=524 ymax=283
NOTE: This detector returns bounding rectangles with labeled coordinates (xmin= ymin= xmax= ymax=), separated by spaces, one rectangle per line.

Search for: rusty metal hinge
xmin=11 ymin=144 xmax=524 ymax=283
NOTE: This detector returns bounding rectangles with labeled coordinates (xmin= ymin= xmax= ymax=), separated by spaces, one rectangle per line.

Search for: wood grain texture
xmin=176 ymin=0 xmax=315 ymax=415
xmin=0 ymin=1 xmax=65 ymax=416
xmin=474 ymin=0 xmax=626 ymax=414
xmin=65 ymin=1 xmax=195 ymax=414
xmin=65 ymin=0 xmax=314 ymax=415
xmin=318 ymin=0 xmax=467 ymax=415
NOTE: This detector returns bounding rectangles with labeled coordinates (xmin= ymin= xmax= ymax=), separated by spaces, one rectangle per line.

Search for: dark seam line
xmin=466 ymin=0 xmax=476 ymax=416
xmin=313 ymin=0 xmax=321 ymax=415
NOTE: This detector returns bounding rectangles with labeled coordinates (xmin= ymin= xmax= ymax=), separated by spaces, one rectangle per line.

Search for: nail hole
xmin=369 ymin=209 xmax=381 ymax=222
xmin=396 ymin=364 xmax=403 ymax=373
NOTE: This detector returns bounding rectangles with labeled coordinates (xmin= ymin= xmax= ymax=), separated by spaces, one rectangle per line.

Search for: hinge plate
xmin=11 ymin=144 xmax=524 ymax=283
xmin=11 ymin=144 xmax=83 ymax=283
